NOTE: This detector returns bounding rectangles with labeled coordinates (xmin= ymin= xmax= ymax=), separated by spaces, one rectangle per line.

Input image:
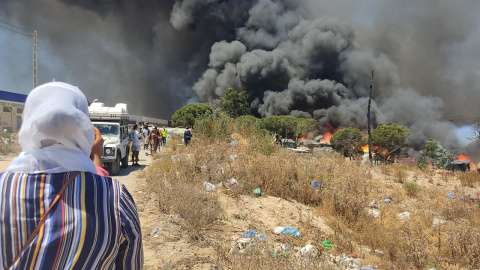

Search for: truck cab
xmin=88 ymin=101 xmax=130 ymax=175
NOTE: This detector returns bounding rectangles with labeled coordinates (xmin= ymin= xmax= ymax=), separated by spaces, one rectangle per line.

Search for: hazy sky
xmin=1 ymin=0 xmax=480 ymax=157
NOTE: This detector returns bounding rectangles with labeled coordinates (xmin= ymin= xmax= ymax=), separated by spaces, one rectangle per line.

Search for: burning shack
xmin=451 ymin=160 xmax=470 ymax=172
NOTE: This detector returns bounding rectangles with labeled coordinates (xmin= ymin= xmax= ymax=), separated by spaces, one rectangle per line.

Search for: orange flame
xmin=299 ymin=136 xmax=307 ymax=140
xmin=320 ymin=125 xmax=336 ymax=143
xmin=455 ymin=154 xmax=477 ymax=170
xmin=361 ymin=145 xmax=379 ymax=152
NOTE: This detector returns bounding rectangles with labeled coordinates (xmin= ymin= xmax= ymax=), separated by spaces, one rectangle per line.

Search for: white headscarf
xmin=7 ymin=82 xmax=97 ymax=174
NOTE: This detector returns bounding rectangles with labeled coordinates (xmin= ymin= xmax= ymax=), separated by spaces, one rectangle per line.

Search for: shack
xmin=451 ymin=160 xmax=470 ymax=172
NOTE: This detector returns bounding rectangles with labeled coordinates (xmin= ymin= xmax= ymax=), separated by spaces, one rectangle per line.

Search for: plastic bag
xmin=278 ymin=227 xmax=301 ymax=238
xmin=203 ymin=181 xmax=216 ymax=191
xmin=242 ymin=231 xmax=266 ymax=241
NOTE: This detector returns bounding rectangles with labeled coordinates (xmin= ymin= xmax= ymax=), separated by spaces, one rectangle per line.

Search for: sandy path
xmin=0 ymin=155 xmax=16 ymax=171
xmin=110 ymin=150 xmax=158 ymax=267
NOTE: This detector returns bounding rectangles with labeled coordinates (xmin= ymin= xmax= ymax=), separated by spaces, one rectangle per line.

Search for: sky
xmin=1 ymin=0 xmax=480 ymax=160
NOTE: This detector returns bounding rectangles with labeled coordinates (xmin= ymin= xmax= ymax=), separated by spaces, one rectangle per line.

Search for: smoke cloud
xmin=1 ymin=0 xmax=480 ymax=158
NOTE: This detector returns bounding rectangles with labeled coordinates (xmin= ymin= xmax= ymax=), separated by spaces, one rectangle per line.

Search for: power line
xmin=446 ymin=111 xmax=480 ymax=117
xmin=0 ymin=23 xmax=34 ymax=37
xmin=0 ymin=18 xmax=34 ymax=32
xmin=446 ymin=113 xmax=480 ymax=120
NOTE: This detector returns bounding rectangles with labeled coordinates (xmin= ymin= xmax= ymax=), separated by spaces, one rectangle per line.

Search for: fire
xmin=456 ymin=154 xmax=470 ymax=161
xmin=319 ymin=125 xmax=336 ymax=143
xmin=455 ymin=154 xmax=477 ymax=170
xmin=299 ymin=136 xmax=307 ymax=140
xmin=361 ymin=145 xmax=379 ymax=152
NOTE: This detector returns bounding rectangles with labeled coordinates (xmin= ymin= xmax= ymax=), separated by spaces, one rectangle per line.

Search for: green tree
xmin=220 ymin=88 xmax=250 ymax=118
xmin=234 ymin=115 xmax=260 ymax=132
xmin=259 ymin=115 xmax=298 ymax=138
xmin=371 ymin=122 xmax=409 ymax=160
xmin=171 ymin=103 xmax=212 ymax=127
xmin=194 ymin=110 xmax=233 ymax=143
xmin=330 ymin=127 xmax=365 ymax=159
xmin=295 ymin=118 xmax=319 ymax=137
xmin=418 ymin=138 xmax=453 ymax=170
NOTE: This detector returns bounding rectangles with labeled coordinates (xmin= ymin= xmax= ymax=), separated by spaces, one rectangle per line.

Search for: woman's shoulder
xmin=0 ymin=171 xmax=124 ymax=194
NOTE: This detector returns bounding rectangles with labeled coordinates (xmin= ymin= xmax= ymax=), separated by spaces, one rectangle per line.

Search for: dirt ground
xmin=5 ymin=145 xmax=477 ymax=269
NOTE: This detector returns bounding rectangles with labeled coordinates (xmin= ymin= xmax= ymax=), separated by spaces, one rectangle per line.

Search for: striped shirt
xmin=0 ymin=171 xmax=143 ymax=269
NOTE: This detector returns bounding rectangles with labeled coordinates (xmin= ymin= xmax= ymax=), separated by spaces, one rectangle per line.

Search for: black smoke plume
xmin=1 ymin=0 xmax=480 ymax=159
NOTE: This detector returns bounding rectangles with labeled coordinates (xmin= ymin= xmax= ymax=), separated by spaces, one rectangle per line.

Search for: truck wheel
xmin=121 ymin=148 xmax=129 ymax=168
xmin=111 ymin=154 xmax=120 ymax=176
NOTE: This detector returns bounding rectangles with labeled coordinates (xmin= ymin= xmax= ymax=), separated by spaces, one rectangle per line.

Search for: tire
xmin=111 ymin=154 xmax=120 ymax=176
xmin=121 ymin=147 xmax=129 ymax=168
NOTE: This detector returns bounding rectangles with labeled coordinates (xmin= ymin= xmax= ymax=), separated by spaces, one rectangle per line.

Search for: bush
xmin=0 ymin=144 xmax=12 ymax=155
xmin=234 ymin=115 xmax=260 ymax=135
xmin=194 ymin=110 xmax=234 ymax=143
xmin=402 ymin=182 xmax=420 ymax=197
xmin=392 ymin=164 xmax=408 ymax=183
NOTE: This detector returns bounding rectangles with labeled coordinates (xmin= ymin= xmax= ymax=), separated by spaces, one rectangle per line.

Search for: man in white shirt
xmin=131 ymin=124 xmax=142 ymax=166
xmin=142 ymin=126 xmax=149 ymax=150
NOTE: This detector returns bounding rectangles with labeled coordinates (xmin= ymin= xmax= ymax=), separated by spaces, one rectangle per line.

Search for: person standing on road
xmin=162 ymin=127 xmax=167 ymax=147
xmin=0 ymin=82 xmax=143 ymax=269
xmin=184 ymin=126 xmax=192 ymax=146
xmin=129 ymin=125 xmax=133 ymax=162
xmin=131 ymin=124 xmax=141 ymax=166
xmin=143 ymin=126 xmax=149 ymax=150
xmin=149 ymin=126 xmax=159 ymax=155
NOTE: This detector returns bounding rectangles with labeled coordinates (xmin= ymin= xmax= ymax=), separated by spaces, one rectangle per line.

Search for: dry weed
xmin=142 ymin=123 xmax=480 ymax=269
xmin=403 ymin=182 xmax=420 ymax=197
xmin=457 ymin=171 xmax=480 ymax=188
xmin=391 ymin=164 xmax=408 ymax=183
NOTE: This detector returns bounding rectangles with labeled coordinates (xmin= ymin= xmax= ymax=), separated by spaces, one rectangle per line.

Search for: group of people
xmin=140 ymin=126 xmax=193 ymax=156
xmin=129 ymin=125 xmax=168 ymax=159
xmin=144 ymin=126 xmax=167 ymax=156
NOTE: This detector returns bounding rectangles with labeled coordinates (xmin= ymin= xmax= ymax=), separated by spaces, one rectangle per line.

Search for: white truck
xmin=88 ymin=101 xmax=130 ymax=175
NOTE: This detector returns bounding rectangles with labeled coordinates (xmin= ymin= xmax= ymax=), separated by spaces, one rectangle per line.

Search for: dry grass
xmin=143 ymin=124 xmax=480 ymax=269
xmin=0 ymin=133 xmax=21 ymax=155
xmin=403 ymin=182 xmax=421 ymax=197
xmin=457 ymin=171 xmax=480 ymax=188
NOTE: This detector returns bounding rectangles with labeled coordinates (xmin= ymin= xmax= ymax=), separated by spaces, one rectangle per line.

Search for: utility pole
xmin=33 ymin=30 xmax=38 ymax=88
xmin=368 ymin=70 xmax=374 ymax=161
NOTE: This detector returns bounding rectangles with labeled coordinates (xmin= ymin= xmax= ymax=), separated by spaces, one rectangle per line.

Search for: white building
xmin=0 ymin=90 xmax=27 ymax=133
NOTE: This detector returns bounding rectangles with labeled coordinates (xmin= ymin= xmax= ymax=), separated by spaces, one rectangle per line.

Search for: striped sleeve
xmin=0 ymin=172 xmax=143 ymax=270
xmin=115 ymin=185 xmax=143 ymax=269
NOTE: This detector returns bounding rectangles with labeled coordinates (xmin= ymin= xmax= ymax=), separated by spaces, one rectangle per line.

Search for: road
xmin=109 ymin=151 xmax=153 ymax=191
